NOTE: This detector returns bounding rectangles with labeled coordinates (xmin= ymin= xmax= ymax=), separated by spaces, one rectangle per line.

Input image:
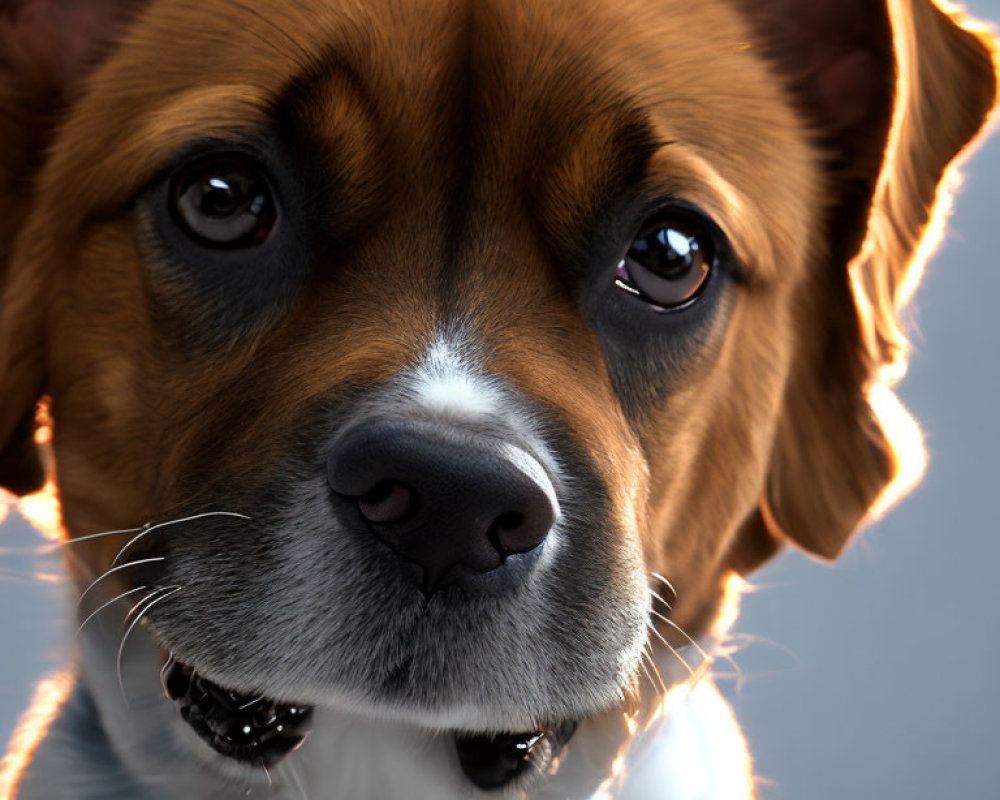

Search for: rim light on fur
xmin=0 ymin=670 xmax=74 ymax=800
xmin=12 ymin=401 xmax=64 ymax=542
xmin=16 ymin=479 xmax=63 ymax=543
xmin=852 ymin=0 xmax=1000 ymax=521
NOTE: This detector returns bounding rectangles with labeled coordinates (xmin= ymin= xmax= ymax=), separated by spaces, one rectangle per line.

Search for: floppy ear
xmin=737 ymin=0 xmax=998 ymax=561
xmin=0 ymin=0 xmax=137 ymax=495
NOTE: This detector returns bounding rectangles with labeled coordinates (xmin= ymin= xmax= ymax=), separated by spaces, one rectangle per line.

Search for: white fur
xmin=407 ymin=334 xmax=501 ymax=420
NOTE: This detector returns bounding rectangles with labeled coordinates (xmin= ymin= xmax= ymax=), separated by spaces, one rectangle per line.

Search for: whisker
xmin=0 ymin=525 xmax=142 ymax=556
xmin=122 ymin=585 xmax=162 ymax=629
xmin=637 ymin=657 xmax=657 ymax=695
xmin=648 ymin=589 xmax=673 ymax=611
xmin=649 ymin=609 xmax=712 ymax=665
xmin=4 ymin=511 xmax=251 ymax=559
xmin=646 ymin=621 xmax=696 ymax=680
xmin=56 ymin=525 xmax=142 ymax=546
xmin=641 ymin=645 xmax=668 ymax=695
xmin=76 ymin=585 xmax=150 ymax=637
xmin=117 ymin=586 xmax=164 ymax=703
xmin=111 ymin=512 xmax=251 ymax=566
xmin=646 ymin=587 xmax=721 ymax=679
xmin=649 ymin=571 xmax=677 ymax=597
xmin=117 ymin=586 xmax=182 ymax=706
xmin=650 ymin=612 xmax=732 ymax=690
xmin=76 ymin=557 xmax=165 ymax=610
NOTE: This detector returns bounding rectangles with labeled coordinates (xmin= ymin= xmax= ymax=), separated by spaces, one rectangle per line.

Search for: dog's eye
xmin=616 ymin=211 xmax=713 ymax=309
xmin=170 ymin=155 xmax=276 ymax=247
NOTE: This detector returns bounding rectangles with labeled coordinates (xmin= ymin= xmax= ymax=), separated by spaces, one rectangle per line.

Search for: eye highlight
xmin=170 ymin=155 xmax=277 ymax=247
xmin=616 ymin=209 xmax=714 ymax=310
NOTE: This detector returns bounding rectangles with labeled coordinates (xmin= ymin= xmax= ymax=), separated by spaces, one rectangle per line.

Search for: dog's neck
xmin=12 ymin=608 xmax=751 ymax=800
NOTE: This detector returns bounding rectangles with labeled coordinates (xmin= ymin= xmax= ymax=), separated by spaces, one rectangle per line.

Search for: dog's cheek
xmin=45 ymin=221 xmax=244 ymax=546
xmin=43 ymin=225 xmax=153 ymax=530
xmin=640 ymin=293 xmax=794 ymax=633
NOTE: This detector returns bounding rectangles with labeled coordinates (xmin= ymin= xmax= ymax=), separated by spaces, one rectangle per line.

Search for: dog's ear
xmin=0 ymin=0 xmax=137 ymax=495
xmin=737 ymin=0 xmax=998 ymax=561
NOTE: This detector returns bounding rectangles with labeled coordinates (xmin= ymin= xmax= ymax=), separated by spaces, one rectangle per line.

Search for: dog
xmin=0 ymin=0 xmax=997 ymax=797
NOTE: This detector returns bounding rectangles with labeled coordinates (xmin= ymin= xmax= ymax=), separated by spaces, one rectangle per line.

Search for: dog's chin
xmin=157 ymin=642 xmax=619 ymax=728
xmin=159 ymin=646 xmax=602 ymax=731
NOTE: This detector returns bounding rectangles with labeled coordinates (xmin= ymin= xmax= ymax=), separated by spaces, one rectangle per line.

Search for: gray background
xmin=2 ymin=2 xmax=999 ymax=796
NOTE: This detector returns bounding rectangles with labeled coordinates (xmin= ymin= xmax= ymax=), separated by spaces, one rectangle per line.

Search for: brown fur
xmin=0 ymin=0 xmax=996 ymax=694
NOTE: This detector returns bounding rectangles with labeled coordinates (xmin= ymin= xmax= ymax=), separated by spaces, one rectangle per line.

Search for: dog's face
xmin=0 ymin=0 xmax=996 ymax=790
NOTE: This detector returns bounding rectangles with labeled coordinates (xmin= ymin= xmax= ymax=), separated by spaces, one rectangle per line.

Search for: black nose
xmin=326 ymin=421 xmax=558 ymax=592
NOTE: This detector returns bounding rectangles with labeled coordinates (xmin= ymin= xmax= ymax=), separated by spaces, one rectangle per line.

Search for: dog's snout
xmin=326 ymin=421 xmax=558 ymax=592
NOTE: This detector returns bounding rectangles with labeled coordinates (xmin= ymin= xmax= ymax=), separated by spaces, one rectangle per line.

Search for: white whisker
xmin=647 ymin=621 xmax=696 ymax=679
xmin=0 ymin=525 xmax=142 ymax=557
xmin=76 ymin=585 xmax=150 ymax=637
xmin=111 ymin=512 xmax=251 ymax=567
xmin=76 ymin=557 xmax=165 ymax=610
xmin=641 ymin=645 xmax=668 ymax=695
xmin=238 ymin=696 xmax=266 ymax=711
xmin=648 ymin=588 xmax=673 ymax=611
xmin=649 ymin=571 xmax=677 ymax=597
xmin=117 ymin=587 xmax=163 ymax=704
xmin=650 ymin=608 xmax=712 ymax=664
xmin=57 ymin=525 xmax=143 ymax=546
xmin=117 ymin=586 xmax=182 ymax=706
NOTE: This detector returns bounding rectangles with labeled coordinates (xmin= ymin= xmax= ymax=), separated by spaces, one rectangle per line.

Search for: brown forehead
xmin=44 ymin=0 xmax=816 ymax=288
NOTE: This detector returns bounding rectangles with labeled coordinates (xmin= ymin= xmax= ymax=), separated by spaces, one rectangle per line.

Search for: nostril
xmin=493 ymin=511 xmax=525 ymax=533
xmin=489 ymin=509 xmax=545 ymax=556
xmin=356 ymin=480 xmax=418 ymax=524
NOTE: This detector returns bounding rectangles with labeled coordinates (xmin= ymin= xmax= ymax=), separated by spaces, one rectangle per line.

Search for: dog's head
xmin=1 ymin=0 xmax=996 ymax=790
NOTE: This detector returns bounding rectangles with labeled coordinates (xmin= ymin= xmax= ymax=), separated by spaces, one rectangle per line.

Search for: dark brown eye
xmin=616 ymin=213 xmax=713 ymax=309
xmin=171 ymin=155 xmax=276 ymax=247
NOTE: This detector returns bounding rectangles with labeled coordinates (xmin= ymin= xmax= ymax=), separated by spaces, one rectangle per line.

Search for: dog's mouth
xmin=455 ymin=721 xmax=577 ymax=790
xmin=160 ymin=655 xmax=314 ymax=768
xmin=161 ymin=655 xmax=577 ymax=787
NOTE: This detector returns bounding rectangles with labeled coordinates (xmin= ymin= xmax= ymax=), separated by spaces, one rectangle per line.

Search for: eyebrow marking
xmin=531 ymin=103 xmax=665 ymax=260
xmin=266 ymin=45 xmax=380 ymax=151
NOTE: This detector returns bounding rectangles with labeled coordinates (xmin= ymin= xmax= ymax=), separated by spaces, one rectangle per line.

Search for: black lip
xmin=455 ymin=721 xmax=577 ymax=790
xmin=161 ymin=655 xmax=314 ymax=768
